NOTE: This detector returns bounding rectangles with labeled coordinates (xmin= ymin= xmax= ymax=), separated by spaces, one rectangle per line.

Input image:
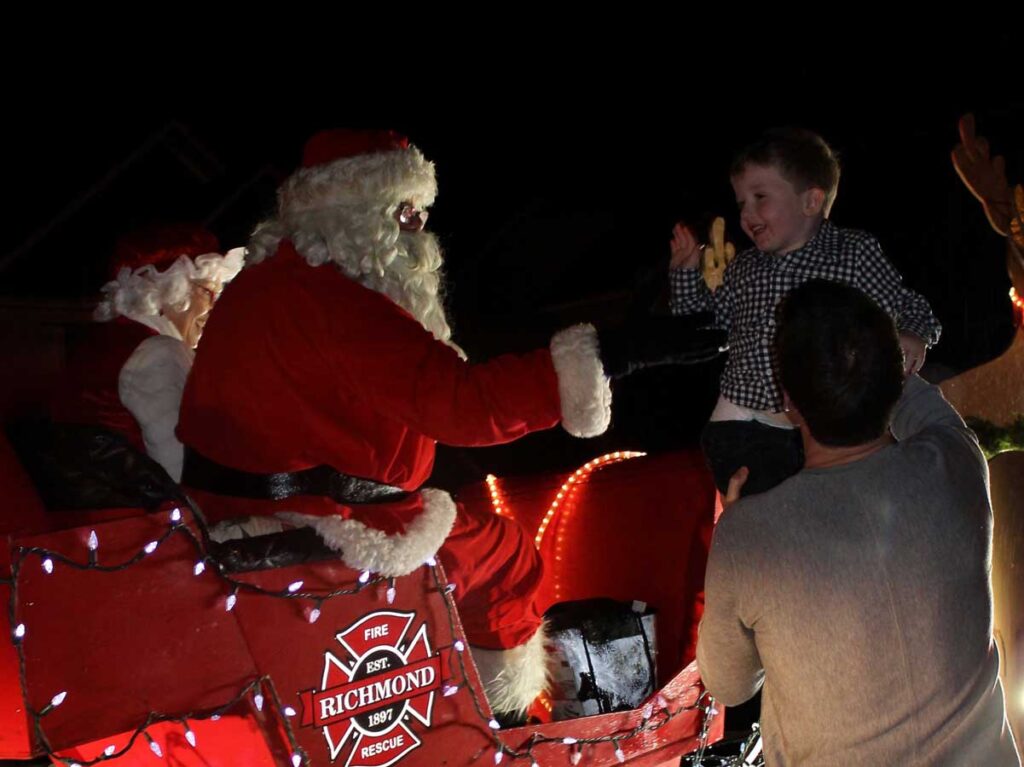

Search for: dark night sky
xmin=4 ymin=36 xmax=1023 ymax=372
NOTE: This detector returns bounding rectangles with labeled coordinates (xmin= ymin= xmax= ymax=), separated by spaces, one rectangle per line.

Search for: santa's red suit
xmin=52 ymin=226 xmax=242 ymax=482
xmin=177 ymin=130 xmax=612 ymax=714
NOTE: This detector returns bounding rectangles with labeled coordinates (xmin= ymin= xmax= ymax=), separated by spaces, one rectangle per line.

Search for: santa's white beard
xmin=248 ymin=212 xmax=460 ymax=353
xmin=358 ymin=230 xmax=454 ymax=347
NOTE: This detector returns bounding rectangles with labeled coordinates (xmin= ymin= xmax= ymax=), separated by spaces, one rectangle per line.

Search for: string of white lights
xmin=7 ymin=499 xmax=718 ymax=765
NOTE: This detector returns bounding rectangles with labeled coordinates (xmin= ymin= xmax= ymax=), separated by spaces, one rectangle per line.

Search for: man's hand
xmin=669 ymin=222 xmax=702 ymax=269
xmin=899 ymin=331 xmax=927 ymax=376
xmin=723 ymin=466 xmax=749 ymax=509
xmin=952 ymin=114 xmax=1014 ymax=236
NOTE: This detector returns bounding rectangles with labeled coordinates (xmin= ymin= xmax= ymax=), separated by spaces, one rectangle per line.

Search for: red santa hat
xmin=277 ymin=129 xmax=437 ymax=219
xmin=109 ymin=223 xmax=221 ymax=278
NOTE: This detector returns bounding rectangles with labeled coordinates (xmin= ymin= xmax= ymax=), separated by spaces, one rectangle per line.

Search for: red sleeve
xmin=325 ymin=281 xmax=563 ymax=447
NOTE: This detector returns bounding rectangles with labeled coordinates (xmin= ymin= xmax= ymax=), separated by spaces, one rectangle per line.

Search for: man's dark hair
xmin=731 ymin=127 xmax=841 ymax=215
xmin=775 ymin=280 xmax=904 ymax=447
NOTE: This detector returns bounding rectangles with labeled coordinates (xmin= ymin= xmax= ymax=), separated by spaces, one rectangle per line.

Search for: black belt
xmin=181 ymin=448 xmax=410 ymax=505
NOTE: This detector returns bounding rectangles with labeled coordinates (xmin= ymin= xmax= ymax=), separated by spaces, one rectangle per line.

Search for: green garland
xmin=965 ymin=415 xmax=1024 ymax=459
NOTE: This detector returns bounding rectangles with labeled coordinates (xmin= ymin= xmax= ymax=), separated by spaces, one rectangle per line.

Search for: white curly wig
xmin=94 ymin=248 xmax=245 ymax=325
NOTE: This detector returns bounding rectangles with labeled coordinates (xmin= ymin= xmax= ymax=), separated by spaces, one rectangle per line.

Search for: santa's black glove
xmin=598 ymin=312 xmax=727 ymax=379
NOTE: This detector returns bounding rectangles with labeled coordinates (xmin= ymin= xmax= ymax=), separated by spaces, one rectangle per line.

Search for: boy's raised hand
xmin=952 ymin=114 xmax=1014 ymax=236
xmin=669 ymin=222 xmax=702 ymax=269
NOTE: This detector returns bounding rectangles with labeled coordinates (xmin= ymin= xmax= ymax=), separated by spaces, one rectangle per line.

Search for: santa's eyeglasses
xmin=395 ymin=202 xmax=427 ymax=232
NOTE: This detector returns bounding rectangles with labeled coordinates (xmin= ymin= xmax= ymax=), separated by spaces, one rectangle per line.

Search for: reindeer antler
xmin=1011 ymin=184 xmax=1024 ymax=251
xmin=952 ymin=114 xmax=1015 ymax=236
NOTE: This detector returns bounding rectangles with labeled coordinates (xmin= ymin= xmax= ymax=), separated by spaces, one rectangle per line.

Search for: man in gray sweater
xmin=697 ymin=279 xmax=1020 ymax=765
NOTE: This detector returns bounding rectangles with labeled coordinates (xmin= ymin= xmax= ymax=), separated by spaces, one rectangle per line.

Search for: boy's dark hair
xmin=775 ymin=280 xmax=904 ymax=447
xmin=731 ymin=127 xmax=841 ymax=215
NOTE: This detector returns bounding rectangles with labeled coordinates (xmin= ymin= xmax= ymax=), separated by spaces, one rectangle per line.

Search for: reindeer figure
xmin=945 ymin=113 xmax=1024 ymax=752
xmin=941 ymin=114 xmax=1024 ymax=423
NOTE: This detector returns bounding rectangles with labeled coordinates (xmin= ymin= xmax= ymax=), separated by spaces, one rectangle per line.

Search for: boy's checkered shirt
xmin=669 ymin=220 xmax=941 ymax=412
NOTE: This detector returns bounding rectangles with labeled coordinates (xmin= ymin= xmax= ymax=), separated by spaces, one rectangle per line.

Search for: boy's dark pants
xmin=701 ymin=419 xmax=804 ymax=498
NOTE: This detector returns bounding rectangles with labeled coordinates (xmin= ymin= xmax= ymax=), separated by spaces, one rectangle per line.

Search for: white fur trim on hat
xmin=276 ymin=488 xmax=457 ymax=578
xmin=471 ymin=624 xmax=550 ymax=716
xmin=279 ymin=147 xmax=437 ymax=219
xmin=550 ymin=324 xmax=612 ymax=438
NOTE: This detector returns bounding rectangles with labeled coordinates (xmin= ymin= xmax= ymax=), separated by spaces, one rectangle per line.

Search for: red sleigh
xmin=0 ymin=432 xmax=723 ymax=767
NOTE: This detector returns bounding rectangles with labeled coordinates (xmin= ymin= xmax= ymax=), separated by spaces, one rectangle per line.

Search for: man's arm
xmin=890 ymin=374 xmax=971 ymax=441
xmin=696 ymin=515 xmax=765 ymax=706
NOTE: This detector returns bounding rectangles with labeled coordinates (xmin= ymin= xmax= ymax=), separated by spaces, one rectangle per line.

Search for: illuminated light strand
xmin=484 ymin=474 xmax=512 ymax=518
xmin=42 ymin=677 xmax=293 ymax=765
xmin=614 ymin=737 xmax=626 ymax=763
xmin=12 ymin=511 xmax=388 ymax=617
xmin=537 ymin=692 xmax=554 ymax=714
xmin=533 ymin=451 xmax=646 ymax=550
xmin=145 ymin=731 xmax=163 ymax=758
xmin=531 ymin=451 xmax=646 ymax=600
xmin=4 ymin=506 xmax=376 ymax=767
xmin=8 ymin=487 xmax=714 ymax=766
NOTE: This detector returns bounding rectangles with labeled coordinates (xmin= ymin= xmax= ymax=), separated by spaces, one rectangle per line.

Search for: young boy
xmin=669 ymin=128 xmax=941 ymax=496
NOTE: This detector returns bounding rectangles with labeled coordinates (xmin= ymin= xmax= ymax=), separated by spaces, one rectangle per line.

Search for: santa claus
xmin=177 ymin=129 xmax=720 ymax=716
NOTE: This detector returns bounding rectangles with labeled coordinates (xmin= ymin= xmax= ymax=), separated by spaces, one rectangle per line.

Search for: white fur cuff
xmin=550 ymin=324 xmax=612 ymax=438
xmin=471 ymin=625 xmax=550 ymax=716
xmin=277 ymin=488 xmax=457 ymax=578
